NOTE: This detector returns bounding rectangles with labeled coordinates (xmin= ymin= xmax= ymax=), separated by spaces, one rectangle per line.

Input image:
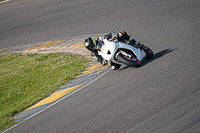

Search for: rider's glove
xmin=106 ymin=31 xmax=116 ymax=40
xmin=91 ymin=52 xmax=98 ymax=60
xmin=92 ymin=56 xmax=97 ymax=60
xmin=110 ymin=31 xmax=118 ymax=40
xmin=112 ymin=34 xmax=118 ymax=41
xmin=98 ymin=36 xmax=104 ymax=41
xmin=101 ymin=59 xmax=108 ymax=66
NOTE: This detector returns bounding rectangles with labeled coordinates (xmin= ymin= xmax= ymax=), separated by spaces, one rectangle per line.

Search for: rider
xmin=84 ymin=31 xmax=144 ymax=70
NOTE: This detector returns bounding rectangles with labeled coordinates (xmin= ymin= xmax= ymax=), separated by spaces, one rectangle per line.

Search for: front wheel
xmin=116 ymin=53 xmax=142 ymax=67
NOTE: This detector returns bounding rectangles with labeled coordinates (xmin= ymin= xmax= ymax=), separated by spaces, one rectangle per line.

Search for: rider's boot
xmin=137 ymin=43 xmax=149 ymax=50
xmin=129 ymin=37 xmax=146 ymax=49
xmin=137 ymin=43 xmax=144 ymax=48
xmin=118 ymin=31 xmax=146 ymax=49
xmin=128 ymin=37 xmax=139 ymax=45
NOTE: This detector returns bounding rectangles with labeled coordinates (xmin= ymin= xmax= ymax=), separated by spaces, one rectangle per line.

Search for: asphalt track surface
xmin=1 ymin=0 xmax=200 ymax=133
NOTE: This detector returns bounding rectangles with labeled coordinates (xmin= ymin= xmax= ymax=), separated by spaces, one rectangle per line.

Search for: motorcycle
xmin=97 ymin=38 xmax=153 ymax=67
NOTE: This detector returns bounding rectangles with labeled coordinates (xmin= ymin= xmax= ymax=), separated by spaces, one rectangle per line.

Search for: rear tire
xmin=143 ymin=46 xmax=153 ymax=60
xmin=116 ymin=53 xmax=142 ymax=67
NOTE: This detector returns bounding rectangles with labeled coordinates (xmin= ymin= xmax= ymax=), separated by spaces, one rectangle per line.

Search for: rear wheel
xmin=116 ymin=53 xmax=142 ymax=67
xmin=142 ymin=46 xmax=153 ymax=60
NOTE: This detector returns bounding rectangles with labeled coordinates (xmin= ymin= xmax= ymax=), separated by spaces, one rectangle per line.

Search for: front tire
xmin=116 ymin=53 xmax=142 ymax=67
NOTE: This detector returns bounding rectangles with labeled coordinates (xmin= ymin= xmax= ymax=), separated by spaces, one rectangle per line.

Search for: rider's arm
xmin=91 ymin=51 xmax=107 ymax=66
xmin=91 ymin=50 xmax=98 ymax=59
xmin=91 ymin=50 xmax=102 ymax=60
xmin=99 ymin=31 xmax=117 ymax=41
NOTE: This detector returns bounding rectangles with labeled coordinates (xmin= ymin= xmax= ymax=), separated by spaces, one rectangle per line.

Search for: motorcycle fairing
xmin=118 ymin=42 xmax=146 ymax=61
xmin=98 ymin=39 xmax=146 ymax=64
xmin=98 ymin=39 xmax=117 ymax=61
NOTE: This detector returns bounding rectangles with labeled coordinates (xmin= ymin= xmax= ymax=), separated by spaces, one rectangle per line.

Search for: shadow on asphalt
xmin=119 ymin=48 xmax=177 ymax=71
xmin=68 ymin=49 xmax=177 ymax=98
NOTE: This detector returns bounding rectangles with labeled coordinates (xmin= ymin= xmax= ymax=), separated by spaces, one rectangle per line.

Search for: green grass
xmin=0 ymin=53 xmax=89 ymax=132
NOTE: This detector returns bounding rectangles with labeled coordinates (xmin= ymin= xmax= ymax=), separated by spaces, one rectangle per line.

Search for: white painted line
xmin=2 ymin=68 xmax=111 ymax=133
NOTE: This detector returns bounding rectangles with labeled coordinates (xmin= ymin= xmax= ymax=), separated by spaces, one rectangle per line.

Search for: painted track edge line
xmin=2 ymin=68 xmax=111 ymax=133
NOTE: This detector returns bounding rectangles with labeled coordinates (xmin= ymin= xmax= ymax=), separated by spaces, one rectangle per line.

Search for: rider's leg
xmin=118 ymin=31 xmax=144 ymax=48
xmin=91 ymin=52 xmax=108 ymax=66
xmin=97 ymin=56 xmax=107 ymax=66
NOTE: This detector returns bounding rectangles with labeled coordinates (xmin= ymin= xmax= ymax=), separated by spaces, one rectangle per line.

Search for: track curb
xmin=0 ymin=35 xmax=110 ymax=122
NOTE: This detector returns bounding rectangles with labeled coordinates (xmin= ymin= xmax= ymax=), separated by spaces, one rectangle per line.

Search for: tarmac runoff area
xmin=0 ymin=35 xmax=110 ymax=121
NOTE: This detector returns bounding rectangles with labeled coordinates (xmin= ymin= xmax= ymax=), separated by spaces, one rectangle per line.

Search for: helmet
xmin=84 ymin=37 xmax=97 ymax=51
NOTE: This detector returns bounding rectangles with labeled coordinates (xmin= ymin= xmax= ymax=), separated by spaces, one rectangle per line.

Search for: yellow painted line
xmin=77 ymin=62 xmax=110 ymax=78
xmin=23 ymin=40 xmax=67 ymax=51
xmin=26 ymin=84 xmax=83 ymax=110
xmin=69 ymin=41 xmax=84 ymax=48
xmin=69 ymin=36 xmax=99 ymax=48
xmin=0 ymin=48 xmax=10 ymax=52
xmin=25 ymin=62 xmax=109 ymax=111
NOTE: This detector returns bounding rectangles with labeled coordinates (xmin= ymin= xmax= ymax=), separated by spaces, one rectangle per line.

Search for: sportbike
xmin=97 ymin=38 xmax=153 ymax=67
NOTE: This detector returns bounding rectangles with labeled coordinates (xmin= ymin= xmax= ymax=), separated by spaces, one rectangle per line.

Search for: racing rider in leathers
xmin=84 ymin=31 xmax=144 ymax=70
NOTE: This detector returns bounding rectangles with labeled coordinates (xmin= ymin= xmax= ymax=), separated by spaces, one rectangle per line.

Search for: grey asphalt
xmin=1 ymin=0 xmax=200 ymax=133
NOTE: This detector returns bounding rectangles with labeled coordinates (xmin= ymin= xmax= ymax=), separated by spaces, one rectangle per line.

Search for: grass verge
xmin=0 ymin=53 xmax=89 ymax=132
